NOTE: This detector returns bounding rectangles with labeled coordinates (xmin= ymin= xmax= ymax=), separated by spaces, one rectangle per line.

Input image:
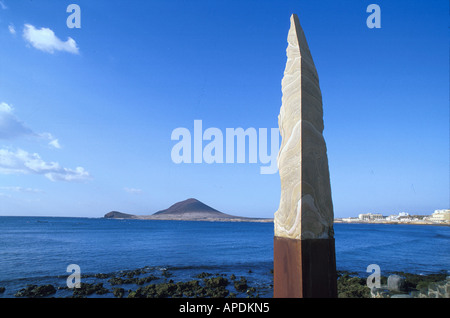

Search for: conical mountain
xmin=104 ymin=198 xmax=272 ymax=222
xmin=153 ymin=198 xmax=233 ymax=218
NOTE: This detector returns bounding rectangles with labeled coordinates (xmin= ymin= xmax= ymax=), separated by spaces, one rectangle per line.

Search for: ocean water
xmin=0 ymin=216 xmax=449 ymax=297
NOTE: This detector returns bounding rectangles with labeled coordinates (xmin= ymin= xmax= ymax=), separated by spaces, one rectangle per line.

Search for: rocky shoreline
xmin=337 ymin=270 xmax=449 ymax=298
xmin=1 ymin=267 xmax=448 ymax=298
xmin=0 ymin=266 xmax=271 ymax=299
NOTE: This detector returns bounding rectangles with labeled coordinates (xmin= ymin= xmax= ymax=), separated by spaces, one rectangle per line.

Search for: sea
xmin=0 ymin=216 xmax=449 ymax=298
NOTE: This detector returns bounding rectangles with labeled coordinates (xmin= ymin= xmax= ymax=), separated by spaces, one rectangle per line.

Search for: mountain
xmin=153 ymin=198 xmax=234 ymax=218
xmin=104 ymin=211 xmax=135 ymax=219
xmin=103 ymin=198 xmax=272 ymax=222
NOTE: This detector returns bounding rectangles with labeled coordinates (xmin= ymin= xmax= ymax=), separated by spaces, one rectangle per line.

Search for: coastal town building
xmin=386 ymin=212 xmax=417 ymax=222
xmin=336 ymin=210 xmax=449 ymax=225
xmin=340 ymin=217 xmax=359 ymax=222
xmin=426 ymin=209 xmax=450 ymax=223
xmin=358 ymin=213 xmax=384 ymax=221
xmin=386 ymin=215 xmax=399 ymax=221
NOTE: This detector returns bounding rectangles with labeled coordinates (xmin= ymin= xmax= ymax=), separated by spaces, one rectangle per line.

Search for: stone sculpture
xmin=273 ymin=13 xmax=337 ymax=298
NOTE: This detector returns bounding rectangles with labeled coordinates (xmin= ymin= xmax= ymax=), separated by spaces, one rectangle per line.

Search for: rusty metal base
xmin=273 ymin=236 xmax=337 ymax=298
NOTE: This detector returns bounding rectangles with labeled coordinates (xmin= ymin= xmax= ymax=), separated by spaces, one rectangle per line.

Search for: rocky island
xmin=104 ymin=198 xmax=272 ymax=223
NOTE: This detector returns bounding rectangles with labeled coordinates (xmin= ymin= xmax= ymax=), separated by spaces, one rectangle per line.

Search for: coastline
xmin=129 ymin=215 xmax=273 ymax=223
xmin=2 ymin=216 xmax=447 ymax=226
xmin=105 ymin=216 xmax=448 ymax=226
xmin=334 ymin=219 xmax=450 ymax=227
xmin=0 ymin=265 xmax=272 ymax=299
xmin=1 ymin=265 xmax=448 ymax=298
xmin=0 ymin=217 xmax=448 ymax=298
xmin=1 ymin=215 xmax=448 ymax=226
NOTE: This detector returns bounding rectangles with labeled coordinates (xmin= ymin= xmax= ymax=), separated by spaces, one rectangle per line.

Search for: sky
xmin=0 ymin=0 xmax=448 ymax=218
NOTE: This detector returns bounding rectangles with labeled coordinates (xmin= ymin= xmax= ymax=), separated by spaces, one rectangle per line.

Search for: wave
xmin=167 ymin=261 xmax=273 ymax=273
xmin=434 ymin=233 xmax=450 ymax=239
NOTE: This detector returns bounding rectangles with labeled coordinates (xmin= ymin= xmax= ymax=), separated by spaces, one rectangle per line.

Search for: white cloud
xmin=23 ymin=24 xmax=79 ymax=54
xmin=0 ymin=102 xmax=12 ymax=113
xmin=124 ymin=187 xmax=143 ymax=194
xmin=8 ymin=24 xmax=15 ymax=35
xmin=0 ymin=102 xmax=62 ymax=148
xmin=0 ymin=1 xmax=7 ymax=10
xmin=48 ymin=138 xmax=61 ymax=149
xmin=0 ymin=102 xmax=34 ymax=139
xmin=0 ymin=148 xmax=91 ymax=182
xmin=0 ymin=186 xmax=44 ymax=194
xmin=0 ymin=103 xmax=86 ymax=183
xmin=38 ymin=132 xmax=62 ymax=149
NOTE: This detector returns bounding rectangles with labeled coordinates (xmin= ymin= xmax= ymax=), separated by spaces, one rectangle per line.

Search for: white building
xmin=386 ymin=214 xmax=399 ymax=221
xmin=427 ymin=209 xmax=450 ymax=222
xmin=358 ymin=213 xmax=384 ymax=221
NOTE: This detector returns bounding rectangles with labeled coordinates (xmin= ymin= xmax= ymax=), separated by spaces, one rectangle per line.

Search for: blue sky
xmin=0 ymin=0 xmax=448 ymax=218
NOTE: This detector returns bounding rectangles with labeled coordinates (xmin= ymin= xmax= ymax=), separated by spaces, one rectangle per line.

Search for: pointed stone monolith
xmin=273 ymin=13 xmax=337 ymax=298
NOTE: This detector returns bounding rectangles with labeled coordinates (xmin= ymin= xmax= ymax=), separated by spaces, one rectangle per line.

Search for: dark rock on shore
xmin=7 ymin=264 xmax=446 ymax=298
xmin=204 ymin=276 xmax=228 ymax=288
xmin=370 ymin=271 xmax=449 ymax=298
xmin=195 ymin=272 xmax=213 ymax=278
xmin=336 ymin=270 xmax=449 ymax=298
xmin=112 ymin=287 xmax=125 ymax=298
xmin=234 ymin=277 xmax=248 ymax=293
xmin=125 ymin=276 xmax=233 ymax=298
xmin=108 ymin=274 xmax=159 ymax=286
xmin=15 ymin=284 xmax=56 ymax=298
xmin=387 ymin=274 xmax=405 ymax=292
xmin=393 ymin=271 xmax=447 ymax=291
xmin=128 ymin=282 xmax=177 ymax=298
xmin=337 ymin=272 xmax=371 ymax=298
xmin=72 ymin=283 xmax=109 ymax=297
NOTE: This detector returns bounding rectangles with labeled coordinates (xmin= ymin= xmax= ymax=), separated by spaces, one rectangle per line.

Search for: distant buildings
xmin=358 ymin=213 xmax=384 ymax=221
xmin=386 ymin=212 xmax=413 ymax=221
xmin=336 ymin=209 xmax=450 ymax=225
xmin=426 ymin=209 xmax=450 ymax=222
